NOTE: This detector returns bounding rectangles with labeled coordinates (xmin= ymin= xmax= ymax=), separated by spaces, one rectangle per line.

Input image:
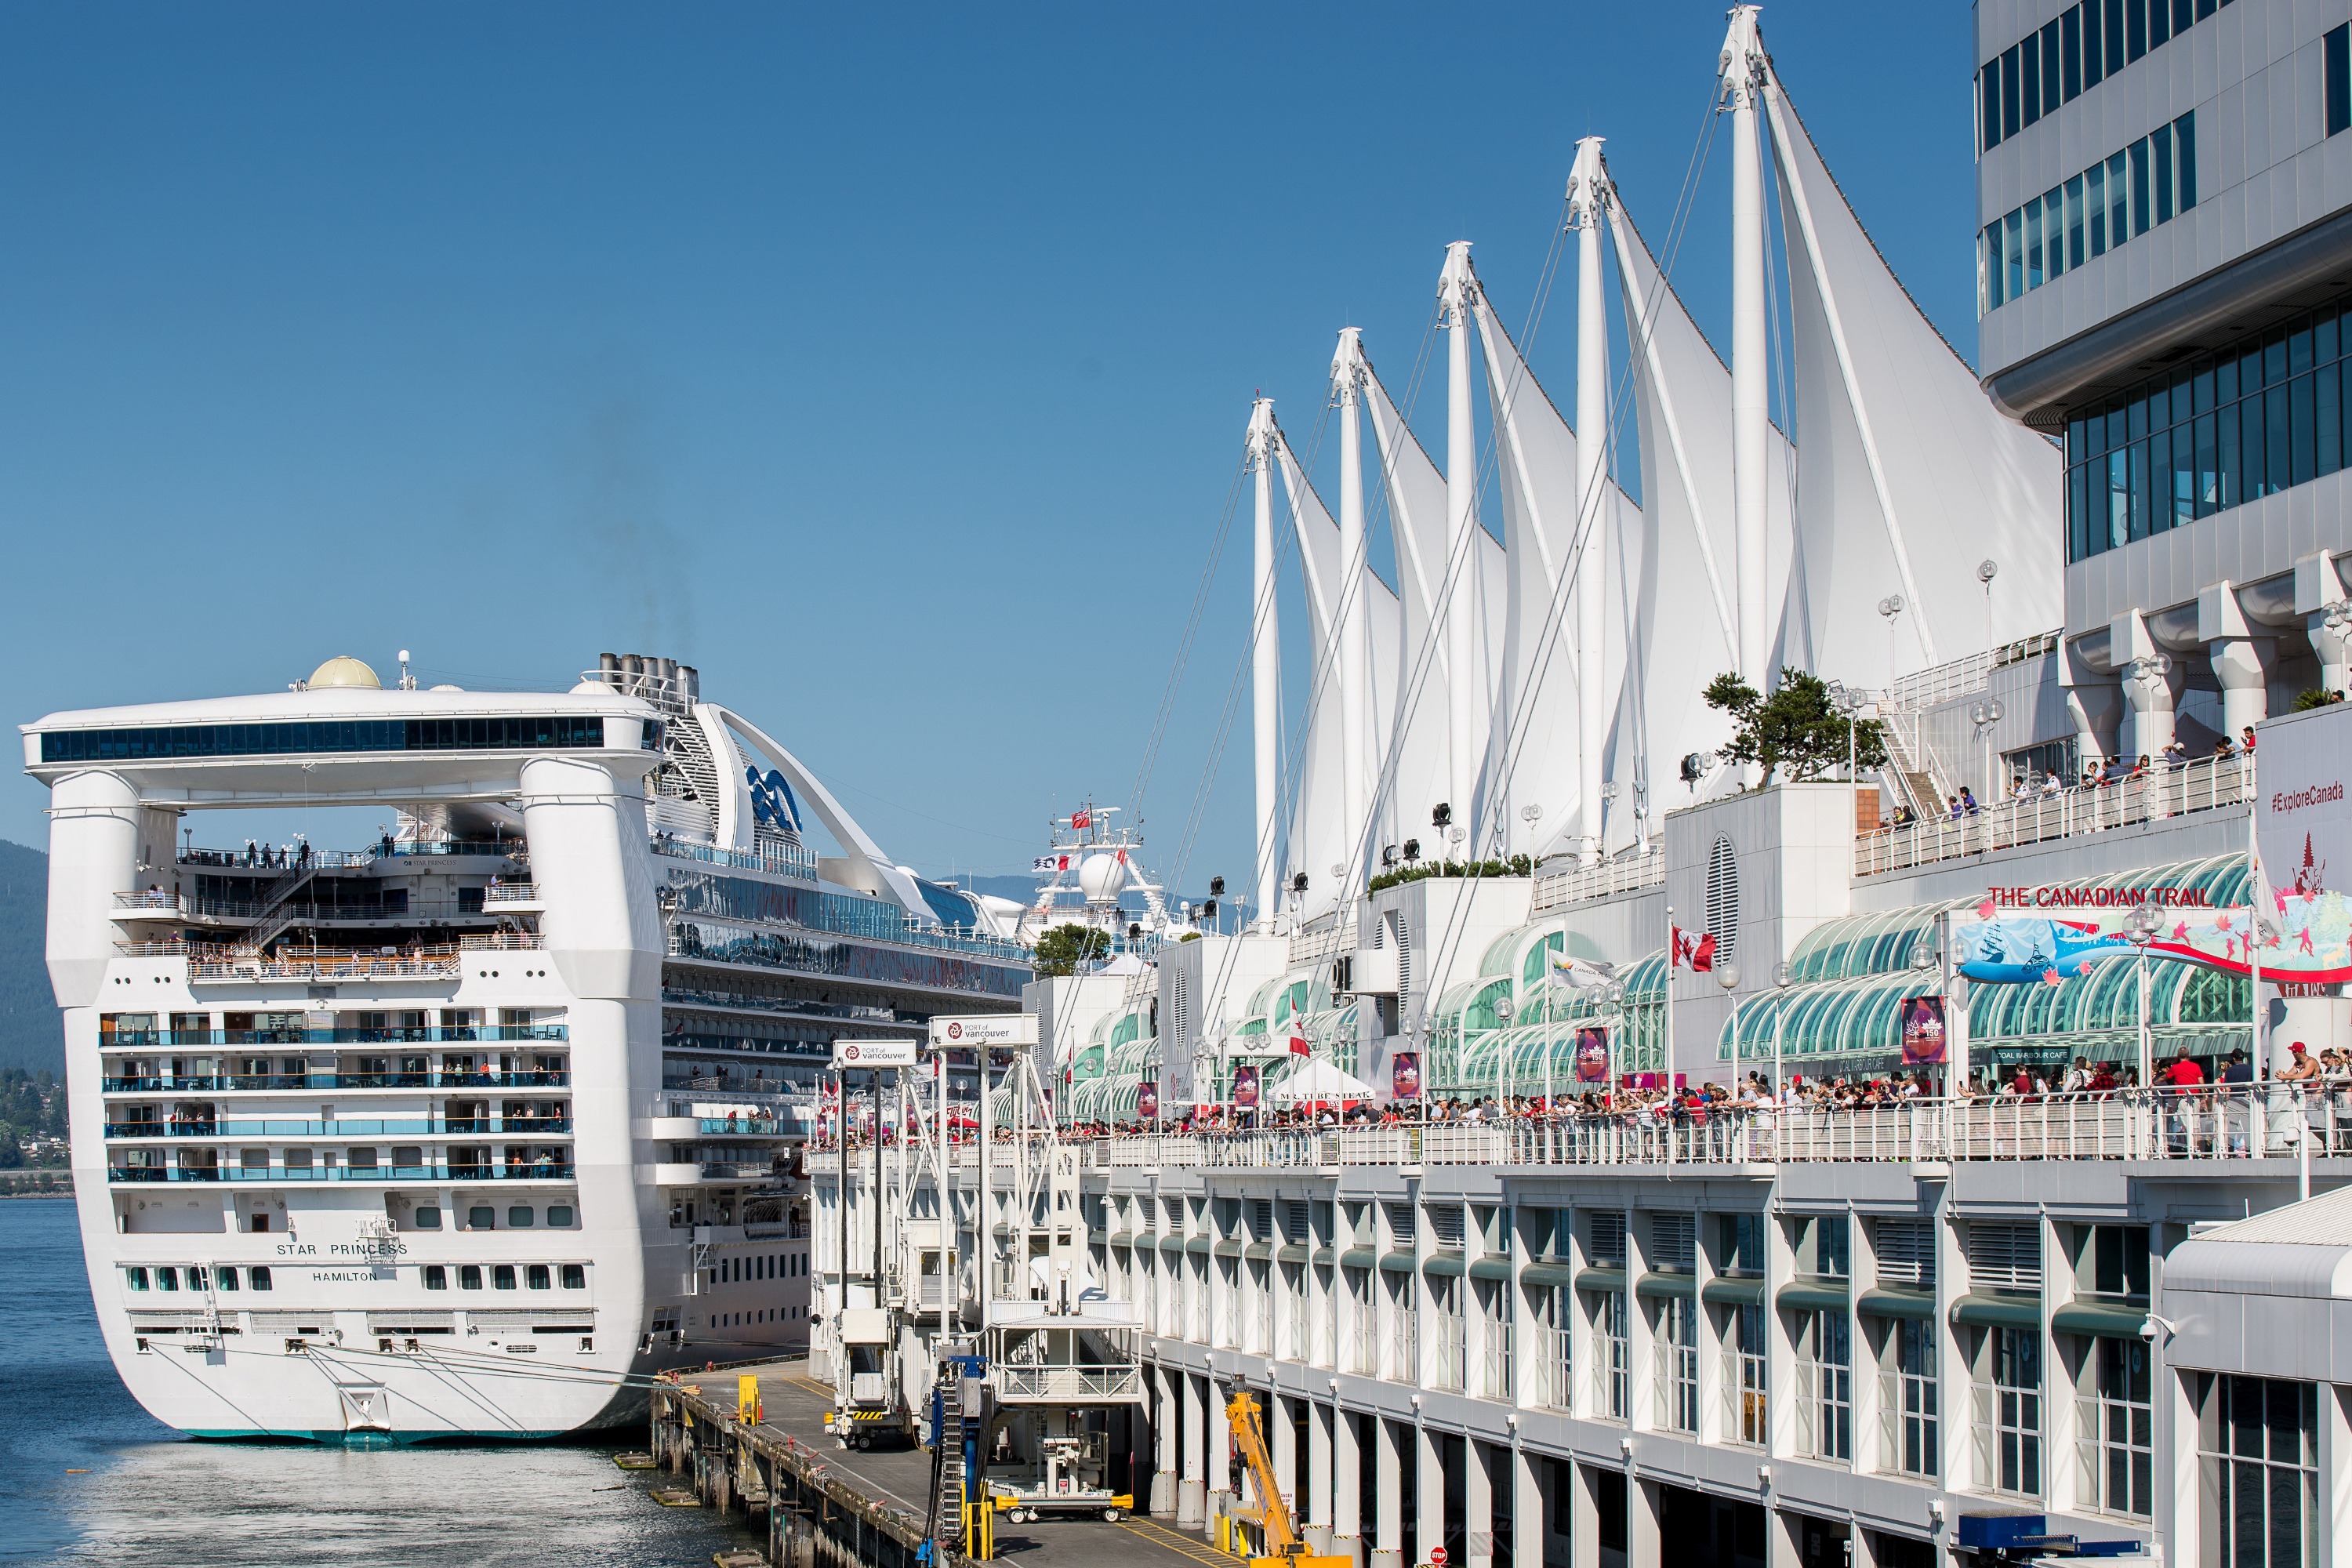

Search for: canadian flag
xmin=1672 ymin=926 xmax=1716 ymax=971
xmin=1288 ymin=1030 xmax=1310 ymax=1058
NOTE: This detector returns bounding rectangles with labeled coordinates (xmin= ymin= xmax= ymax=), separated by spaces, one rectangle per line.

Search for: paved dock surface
xmin=681 ymin=1359 xmax=1230 ymax=1568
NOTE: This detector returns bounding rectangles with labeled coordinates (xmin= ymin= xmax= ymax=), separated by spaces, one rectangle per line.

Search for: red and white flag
xmin=1071 ymin=810 xmax=1091 ymax=829
xmin=1672 ymin=926 xmax=1716 ymax=971
xmin=1288 ymin=1029 xmax=1310 ymax=1058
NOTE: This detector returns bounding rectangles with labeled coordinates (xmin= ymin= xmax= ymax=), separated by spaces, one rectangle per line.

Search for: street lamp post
xmin=1494 ymin=991 xmax=1516 ymax=1105
xmin=1716 ymin=963 xmax=1741 ymax=1102
xmin=2125 ymin=900 xmax=2164 ymax=1091
xmin=1771 ymin=961 xmax=1791 ymax=1098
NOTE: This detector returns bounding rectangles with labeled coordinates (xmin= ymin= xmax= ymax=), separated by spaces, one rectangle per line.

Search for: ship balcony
xmin=109 ymin=1160 xmax=576 ymax=1185
xmin=479 ymin=883 xmax=543 ymax=912
xmin=644 ymin=1159 xmax=783 ymax=1185
xmin=100 ymin=1025 xmax=568 ymax=1049
xmin=111 ymin=891 xmax=185 ymax=922
xmin=103 ymin=1116 xmax=574 ymax=1140
xmin=101 ymin=1072 xmax=570 ymax=1092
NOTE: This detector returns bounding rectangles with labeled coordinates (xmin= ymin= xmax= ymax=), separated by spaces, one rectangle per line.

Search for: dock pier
xmin=648 ymin=1357 xmax=1229 ymax=1568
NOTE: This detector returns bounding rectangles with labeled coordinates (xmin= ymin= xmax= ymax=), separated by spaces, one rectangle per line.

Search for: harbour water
xmin=0 ymin=1198 xmax=758 ymax=1566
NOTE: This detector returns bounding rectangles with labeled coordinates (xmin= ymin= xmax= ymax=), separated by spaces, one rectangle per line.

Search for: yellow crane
xmin=1225 ymin=1388 xmax=1352 ymax=1568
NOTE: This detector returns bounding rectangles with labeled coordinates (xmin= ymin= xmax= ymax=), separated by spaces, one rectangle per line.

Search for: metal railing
xmin=993 ymin=1365 xmax=1144 ymax=1403
xmin=459 ymin=932 xmax=546 ymax=950
xmin=186 ymin=951 xmax=465 ymax=981
xmin=651 ymin=835 xmax=821 ymax=883
xmin=481 ymin=884 xmax=541 ymax=906
xmin=104 ymin=1116 xmax=572 ymax=1138
xmin=1287 ymin=921 xmax=1355 ymax=970
xmin=1082 ymin=1087 xmax=2352 ymax=1168
xmin=1855 ymin=753 xmax=2254 ymax=877
xmin=108 ymin=1162 xmax=575 ymax=1184
xmin=1530 ymin=848 xmax=1669 ymax=916
xmin=100 ymin=1070 xmax=570 ymax=1093
xmin=101 ymin=1026 xmax=567 ymax=1048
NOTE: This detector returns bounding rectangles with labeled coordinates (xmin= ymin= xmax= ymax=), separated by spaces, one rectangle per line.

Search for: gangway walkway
xmin=652 ymin=1356 xmax=1223 ymax=1568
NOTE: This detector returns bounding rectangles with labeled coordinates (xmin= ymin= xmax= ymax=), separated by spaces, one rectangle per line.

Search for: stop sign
xmin=1430 ymin=1551 xmax=1449 ymax=1566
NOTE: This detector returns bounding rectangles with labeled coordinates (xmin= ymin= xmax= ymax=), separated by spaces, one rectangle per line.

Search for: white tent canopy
xmin=1272 ymin=1058 xmax=1377 ymax=1102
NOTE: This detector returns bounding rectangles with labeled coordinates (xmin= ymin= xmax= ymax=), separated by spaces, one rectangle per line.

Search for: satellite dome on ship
xmin=307 ymin=655 xmax=381 ymax=690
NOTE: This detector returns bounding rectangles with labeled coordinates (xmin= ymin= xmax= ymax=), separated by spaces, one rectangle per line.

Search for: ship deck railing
xmin=107 ymin=1162 xmax=577 ymax=1184
xmin=1077 ymin=1087 xmax=2352 ymax=1168
xmin=103 ymin=1116 xmax=574 ymax=1138
xmin=1854 ymin=752 xmax=2254 ymax=877
xmin=991 ymin=1363 xmax=1145 ymax=1403
xmin=100 ymin=1025 xmax=568 ymax=1048
xmin=100 ymin=1069 xmax=570 ymax=1092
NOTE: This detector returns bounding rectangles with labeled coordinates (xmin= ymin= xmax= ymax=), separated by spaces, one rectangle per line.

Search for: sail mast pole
xmin=1722 ymin=5 xmax=1770 ymax=693
xmin=1439 ymin=243 xmax=1479 ymax=842
xmin=1569 ymin=138 xmax=1611 ymax=866
xmin=1247 ymin=398 xmax=1283 ymax=932
xmin=1334 ymin=330 xmax=1371 ymax=892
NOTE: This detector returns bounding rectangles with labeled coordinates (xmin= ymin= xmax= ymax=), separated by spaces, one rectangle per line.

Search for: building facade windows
xmin=2080 ymin=1337 xmax=2155 ymax=1517
xmin=1976 ymin=1327 xmax=2045 ymax=1497
xmin=1657 ymin=1296 xmax=1700 ymax=1434
xmin=2064 ymin=292 xmax=2352 ymax=561
xmin=1981 ymin=114 xmax=2196 ymax=315
xmin=1593 ymin=1288 xmax=1629 ymax=1420
xmin=1980 ymin=0 xmax=2222 ymax=153
xmin=1727 ymin=1303 xmax=1768 ymax=1446
xmin=1798 ymin=1308 xmax=1854 ymax=1462
xmin=1885 ymin=1318 xmax=1940 ymax=1479
xmin=2329 ymin=25 xmax=2350 ymax=139
xmin=2197 ymin=1376 xmax=2320 ymax=1568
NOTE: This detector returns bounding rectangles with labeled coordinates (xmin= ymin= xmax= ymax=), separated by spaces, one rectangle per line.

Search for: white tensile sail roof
xmin=1468 ymin=286 xmax=1642 ymax=858
xmin=1275 ymin=427 xmax=1401 ymax=922
xmin=1609 ymin=196 xmax=1791 ymax=804
xmin=1361 ymin=358 xmax=1499 ymax=858
xmin=1762 ymin=71 xmax=2061 ymax=684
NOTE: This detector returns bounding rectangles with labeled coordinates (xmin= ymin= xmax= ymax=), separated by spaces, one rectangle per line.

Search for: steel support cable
xmin=1419 ymin=86 xmax=1730 ymax=1016
xmin=1131 ymin=457 xmax=1250 ymax=822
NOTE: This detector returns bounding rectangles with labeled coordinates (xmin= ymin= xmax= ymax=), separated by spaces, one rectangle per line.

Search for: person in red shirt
xmin=2165 ymin=1049 xmax=2205 ymax=1087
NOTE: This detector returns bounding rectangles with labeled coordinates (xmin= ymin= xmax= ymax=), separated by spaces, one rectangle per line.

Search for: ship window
xmin=414 ymin=1205 xmax=442 ymax=1230
xmin=527 ymin=1265 xmax=551 ymax=1290
xmin=424 ymin=1265 xmax=447 ymax=1290
xmin=459 ymin=1265 xmax=483 ymax=1290
xmin=250 ymin=1267 xmax=271 ymax=1291
xmin=348 ymin=1148 xmax=378 ymax=1171
xmin=508 ymin=1207 xmax=535 ymax=1228
xmin=548 ymin=1205 xmax=574 ymax=1228
xmin=493 ymin=1265 xmax=517 ymax=1290
xmin=217 ymin=1267 xmax=239 ymax=1292
xmin=187 ymin=1267 xmax=209 ymax=1291
xmin=468 ymin=1207 xmax=495 ymax=1229
xmin=561 ymin=1264 xmax=586 ymax=1289
xmin=157 ymin=1267 xmax=179 ymax=1293
xmin=126 ymin=1267 xmax=149 ymax=1291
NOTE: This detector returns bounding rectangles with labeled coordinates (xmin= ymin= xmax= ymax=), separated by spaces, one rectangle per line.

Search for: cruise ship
xmin=807 ymin=9 xmax=2352 ymax=1568
xmin=28 ymin=651 xmax=1027 ymax=1439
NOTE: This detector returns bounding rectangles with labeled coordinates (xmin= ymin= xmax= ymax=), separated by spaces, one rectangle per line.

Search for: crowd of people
xmin=1870 ymin=726 xmax=2257 ymax=830
xmin=808 ymin=1044 xmax=2352 ymax=1154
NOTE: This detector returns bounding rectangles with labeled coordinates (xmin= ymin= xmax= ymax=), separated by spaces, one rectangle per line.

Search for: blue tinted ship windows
xmin=414 ymin=1204 xmax=442 ymax=1229
xmin=527 ymin=1264 xmax=551 ymax=1290
xmin=548 ymin=1205 xmax=575 ymax=1227
xmin=425 ymin=1265 xmax=448 ymax=1290
xmin=126 ymin=1266 xmax=148 ymax=1291
xmin=460 ymin=1265 xmax=483 ymax=1290
xmin=509 ymin=1205 xmax=535 ymax=1228
xmin=39 ymin=713 xmax=608 ymax=765
xmin=468 ymin=1205 xmax=495 ymax=1229
xmin=250 ymin=1266 xmax=270 ymax=1291
xmin=493 ymin=1265 xmax=517 ymax=1290
xmin=561 ymin=1263 xmax=586 ymax=1289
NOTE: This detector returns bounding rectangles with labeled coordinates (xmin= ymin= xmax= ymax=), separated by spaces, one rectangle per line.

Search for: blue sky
xmin=0 ymin=2 xmax=1977 ymax=888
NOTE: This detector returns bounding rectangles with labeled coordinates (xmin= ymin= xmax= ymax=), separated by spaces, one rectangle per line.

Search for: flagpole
xmin=1662 ymin=903 xmax=1675 ymax=1112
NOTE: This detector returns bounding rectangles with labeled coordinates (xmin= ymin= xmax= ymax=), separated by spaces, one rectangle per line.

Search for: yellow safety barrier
xmin=736 ymin=1374 xmax=762 ymax=1425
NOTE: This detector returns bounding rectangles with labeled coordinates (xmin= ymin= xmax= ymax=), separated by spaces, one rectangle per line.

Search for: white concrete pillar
xmin=1569 ymin=136 xmax=1611 ymax=866
xmin=1417 ymin=1425 xmax=1446 ymax=1568
xmin=1628 ymin=1479 xmax=1664 ymax=1568
xmin=1206 ymin=1375 xmax=1232 ymax=1535
xmin=2201 ymin=581 xmax=2278 ymax=741
xmin=1466 ymin=1439 xmax=1495 ymax=1568
xmin=1439 ymin=241 xmax=1483 ymax=829
xmin=1333 ymin=1404 xmax=1363 ymax=1563
xmin=1373 ymin=1418 xmax=1405 ymax=1568
xmin=1509 ymin=1443 xmax=1543 ymax=1568
xmin=2297 ymin=551 xmax=2352 ymax=695
xmin=1273 ymin=1394 xmax=1299 ymax=1519
xmin=1768 ymin=1508 xmax=1806 ymax=1568
xmin=1305 ymin=1399 xmax=1335 ymax=1555
xmin=1571 ymin=1461 xmax=1602 ymax=1568
xmin=1152 ymin=1364 xmax=1179 ymax=1516
xmin=1178 ymin=1371 xmax=1207 ymax=1526
xmin=2111 ymin=612 xmax=2181 ymax=762
xmin=2064 ymin=678 xmax=2124 ymax=771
